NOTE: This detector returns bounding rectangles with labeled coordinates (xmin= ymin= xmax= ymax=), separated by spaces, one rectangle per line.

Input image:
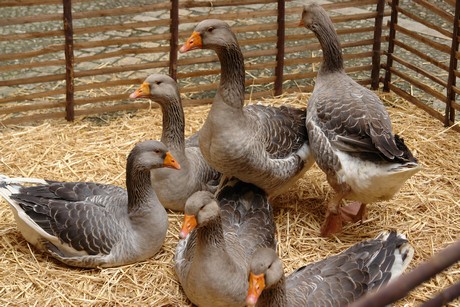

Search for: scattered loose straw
xmin=0 ymin=91 xmax=459 ymax=306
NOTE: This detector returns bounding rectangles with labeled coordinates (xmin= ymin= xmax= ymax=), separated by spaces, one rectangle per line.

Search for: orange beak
xmin=179 ymin=214 xmax=197 ymax=239
xmin=179 ymin=31 xmax=202 ymax=53
xmin=246 ymin=272 xmax=266 ymax=306
xmin=163 ymin=152 xmax=181 ymax=170
xmin=129 ymin=82 xmax=151 ymax=99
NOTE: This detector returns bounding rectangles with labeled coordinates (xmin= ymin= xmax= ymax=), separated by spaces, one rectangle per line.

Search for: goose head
xmin=300 ymin=2 xmax=335 ymax=33
xmin=246 ymin=248 xmax=284 ymax=306
xmin=179 ymin=19 xmax=237 ymax=53
xmin=179 ymin=190 xmax=220 ymax=239
xmin=129 ymin=140 xmax=181 ymax=171
xmin=129 ymin=74 xmax=180 ymax=106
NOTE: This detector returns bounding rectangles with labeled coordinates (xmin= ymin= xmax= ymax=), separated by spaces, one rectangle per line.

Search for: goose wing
xmin=11 ymin=184 xmax=124 ymax=255
xmin=217 ymin=180 xmax=276 ymax=256
xmin=246 ymin=104 xmax=308 ymax=159
xmin=314 ymin=78 xmax=403 ymax=160
xmin=285 ymin=232 xmax=410 ymax=305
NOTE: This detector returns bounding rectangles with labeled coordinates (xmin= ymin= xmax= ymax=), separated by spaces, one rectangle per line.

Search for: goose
xmin=300 ymin=3 xmax=421 ymax=236
xmin=179 ymin=19 xmax=314 ymax=197
xmin=129 ymin=74 xmax=220 ymax=211
xmin=174 ymin=178 xmax=276 ymax=307
xmin=246 ymin=231 xmax=414 ymax=306
xmin=0 ymin=140 xmax=180 ymax=268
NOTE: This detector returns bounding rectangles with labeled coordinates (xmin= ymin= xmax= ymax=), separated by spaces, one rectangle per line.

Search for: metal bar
xmin=274 ymin=0 xmax=285 ymax=96
xmin=383 ymin=0 xmax=399 ymax=92
xmin=169 ymin=0 xmax=179 ymax=80
xmin=445 ymin=0 xmax=460 ymax=126
xmin=371 ymin=0 xmax=385 ymax=90
xmin=63 ymin=0 xmax=74 ymax=121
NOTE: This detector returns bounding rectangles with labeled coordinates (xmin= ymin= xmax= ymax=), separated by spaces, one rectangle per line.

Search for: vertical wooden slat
xmin=169 ymin=0 xmax=179 ymax=80
xmin=383 ymin=0 xmax=399 ymax=92
xmin=445 ymin=0 xmax=460 ymax=126
xmin=63 ymin=0 xmax=74 ymax=121
xmin=371 ymin=0 xmax=385 ymax=90
xmin=274 ymin=0 xmax=285 ymax=96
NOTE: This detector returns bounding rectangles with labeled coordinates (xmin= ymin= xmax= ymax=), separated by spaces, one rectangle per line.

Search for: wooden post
xmin=274 ymin=0 xmax=285 ymax=96
xmin=383 ymin=0 xmax=399 ymax=92
xmin=63 ymin=0 xmax=74 ymax=121
xmin=445 ymin=0 xmax=460 ymax=127
xmin=169 ymin=0 xmax=179 ymax=80
xmin=370 ymin=0 xmax=385 ymax=90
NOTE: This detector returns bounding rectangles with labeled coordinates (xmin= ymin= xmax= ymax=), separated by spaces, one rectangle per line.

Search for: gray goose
xmin=174 ymin=178 xmax=276 ymax=307
xmin=246 ymin=231 xmax=414 ymax=306
xmin=300 ymin=3 xmax=421 ymax=236
xmin=179 ymin=19 xmax=314 ymax=197
xmin=0 ymin=140 xmax=180 ymax=268
xmin=130 ymin=74 xmax=220 ymax=211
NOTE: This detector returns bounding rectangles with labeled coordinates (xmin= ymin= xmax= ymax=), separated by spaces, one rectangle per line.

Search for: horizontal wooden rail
xmin=392 ymin=23 xmax=451 ymax=54
xmin=391 ymin=54 xmax=448 ymax=88
xmin=385 ymin=65 xmax=447 ymax=102
xmin=0 ymin=3 xmax=171 ymax=27
xmin=0 ymin=0 xmax=93 ymax=7
xmin=180 ymin=0 xmax=276 ymax=9
xmin=388 ymin=84 xmax=458 ymax=130
xmin=0 ymin=45 xmax=63 ymax=61
xmin=0 ymin=30 xmax=63 ymax=42
xmin=285 ymin=38 xmax=375 ymax=55
xmin=393 ymin=40 xmax=450 ymax=72
xmin=397 ymin=6 xmax=452 ymax=38
xmin=0 ymin=0 xmax=456 ymax=128
xmin=413 ymin=0 xmax=454 ymax=23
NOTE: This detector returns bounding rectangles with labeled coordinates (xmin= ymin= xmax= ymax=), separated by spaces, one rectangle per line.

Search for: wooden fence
xmin=0 ymin=0 xmax=458 ymax=131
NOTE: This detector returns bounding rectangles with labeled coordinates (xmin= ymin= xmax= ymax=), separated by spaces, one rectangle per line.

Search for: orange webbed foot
xmin=320 ymin=212 xmax=343 ymax=237
xmin=340 ymin=202 xmax=367 ymax=223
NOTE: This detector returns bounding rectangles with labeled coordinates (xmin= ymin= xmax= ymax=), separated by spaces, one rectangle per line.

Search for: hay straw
xmin=0 ymin=91 xmax=459 ymax=306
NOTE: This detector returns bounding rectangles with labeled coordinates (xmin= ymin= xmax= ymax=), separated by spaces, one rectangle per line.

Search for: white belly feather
xmin=335 ymin=151 xmax=421 ymax=203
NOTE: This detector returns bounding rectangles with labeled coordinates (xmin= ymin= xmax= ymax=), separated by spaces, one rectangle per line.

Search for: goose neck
xmin=216 ymin=43 xmax=246 ymax=109
xmin=258 ymin=275 xmax=287 ymax=306
xmin=313 ymin=20 xmax=344 ymax=74
xmin=158 ymin=96 xmax=186 ymax=152
xmin=126 ymin=162 xmax=157 ymax=213
xmin=197 ymin=216 xmax=225 ymax=247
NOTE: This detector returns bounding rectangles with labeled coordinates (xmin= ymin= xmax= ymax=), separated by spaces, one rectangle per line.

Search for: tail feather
xmin=370 ymin=231 xmax=414 ymax=290
xmin=0 ymin=174 xmax=48 ymax=208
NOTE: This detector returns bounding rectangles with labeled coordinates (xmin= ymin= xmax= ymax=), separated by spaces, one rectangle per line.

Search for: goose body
xmin=0 ymin=140 xmax=180 ymax=268
xmin=175 ymin=178 xmax=276 ymax=307
xmin=300 ymin=3 xmax=421 ymax=236
xmin=180 ymin=19 xmax=314 ymax=197
xmin=130 ymin=74 xmax=220 ymax=211
xmin=246 ymin=231 xmax=414 ymax=306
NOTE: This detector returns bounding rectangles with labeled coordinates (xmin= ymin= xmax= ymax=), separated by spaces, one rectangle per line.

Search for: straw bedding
xmin=0 ymin=91 xmax=459 ymax=306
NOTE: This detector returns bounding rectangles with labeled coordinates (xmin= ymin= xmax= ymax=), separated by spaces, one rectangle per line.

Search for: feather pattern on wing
xmin=249 ymin=231 xmax=414 ymax=306
xmin=0 ymin=140 xmax=174 ymax=268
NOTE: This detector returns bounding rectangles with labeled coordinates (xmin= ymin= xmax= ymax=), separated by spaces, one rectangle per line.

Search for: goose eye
xmin=154 ymin=149 xmax=161 ymax=154
xmin=207 ymin=26 xmax=214 ymax=32
xmin=155 ymin=81 xmax=162 ymax=85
